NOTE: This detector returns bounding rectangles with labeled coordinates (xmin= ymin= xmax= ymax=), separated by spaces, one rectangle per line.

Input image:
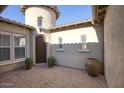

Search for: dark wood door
xmin=35 ymin=36 xmax=46 ymax=63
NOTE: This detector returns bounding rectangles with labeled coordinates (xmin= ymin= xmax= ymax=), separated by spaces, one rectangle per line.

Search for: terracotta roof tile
xmin=48 ymin=19 xmax=92 ymax=31
xmin=0 ymin=16 xmax=35 ymax=30
xmin=20 ymin=5 xmax=60 ymax=19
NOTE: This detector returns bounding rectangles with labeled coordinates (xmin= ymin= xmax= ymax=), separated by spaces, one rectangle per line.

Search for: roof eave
xmin=0 ymin=5 xmax=8 ymax=13
xmin=92 ymin=5 xmax=108 ymax=23
xmin=0 ymin=17 xmax=35 ymax=30
xmin=92 ymin=5 xmax=97 ymax=21
xmin=20 ymin=5 xmax=60 ymax=19
xmin=48 ymin=20 xmax=92 ymax=32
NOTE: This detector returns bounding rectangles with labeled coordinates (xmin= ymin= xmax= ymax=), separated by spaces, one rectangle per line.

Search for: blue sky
xmin=0 ymin=5 xmax=92 ymax=25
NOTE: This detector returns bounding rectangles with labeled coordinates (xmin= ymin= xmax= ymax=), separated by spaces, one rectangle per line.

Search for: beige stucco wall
xmin=0 ymin=62 xmax=25 ymax=73
xmin=50 ymin=25 xmax=104 ymax=69
xmin=104 ymin=6 xmax=124 ymax=87
xmin=0 ymin=22 xmax=30 ymax=34
xmin=0 ymin=22 xmax=32 ymax=73
xmin=24 ymin=6 xmax=57 ymax=61
xmin=25 ymin=6 xmax=56 ymax=34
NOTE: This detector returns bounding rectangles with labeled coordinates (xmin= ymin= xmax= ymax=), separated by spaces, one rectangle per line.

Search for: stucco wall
xmin=0 ymin=62 xmax=25 ymax=73
xmin=0 ymin=22 xmax=32 ymax=73
xmin=25 ymin=6 xmax=56 ymax=34
xmin=50 ymin=25 xmax=104 ymax=69
xmin=0 ymin=22 xmax=30 ymax=34
xmin=24 ymin=6 xmax=57 ymax=62
xmin=104 ymin=6 xmax=124 ymax=87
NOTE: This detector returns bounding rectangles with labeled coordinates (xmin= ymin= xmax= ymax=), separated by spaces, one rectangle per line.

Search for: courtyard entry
xmin=35 ymin=36 xmax=46 ymax=63
xmin=0 ymin=63 xmax=107 ymax=88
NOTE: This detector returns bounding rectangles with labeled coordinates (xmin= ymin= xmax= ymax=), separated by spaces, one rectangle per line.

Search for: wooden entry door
xmin=35 ymin=36 xmax=46 ymax=63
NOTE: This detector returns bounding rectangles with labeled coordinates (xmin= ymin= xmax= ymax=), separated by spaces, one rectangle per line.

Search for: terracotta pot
xmin=25 ymin=64 xmax=32 ymax=70
xmin=86 ymin=58 xmax=102 ymax=77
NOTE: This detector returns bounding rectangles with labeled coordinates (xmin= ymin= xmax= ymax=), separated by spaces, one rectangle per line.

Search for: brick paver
xmin=0 ymin=63 xmax=107 ymax=88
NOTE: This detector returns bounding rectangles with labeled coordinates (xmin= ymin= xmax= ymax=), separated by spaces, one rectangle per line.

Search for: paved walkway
xmin=0 ymin=63 xmax=107 ymax=88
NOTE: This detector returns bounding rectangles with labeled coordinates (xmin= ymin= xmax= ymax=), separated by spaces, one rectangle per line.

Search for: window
xmin=0 ymin=33 xmax=10 ymax=61
xmin=58 ymin=37 xmax=62 ymax=48
xmin=56 ymin=37 xmax=64 ymax=52
xmin=0 ymin=32 xmax=28 ymax=63
xmin=37 ymin=16 xmax=43 ymax=27
xmin=14 ymin=35 xmax=26 ymax=59
xmin=80 ymin=35 xmax=87 ymax=49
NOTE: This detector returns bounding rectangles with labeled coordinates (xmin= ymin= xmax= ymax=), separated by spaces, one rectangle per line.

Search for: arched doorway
xmin=35 ymin=36 xmax=46 ymax=63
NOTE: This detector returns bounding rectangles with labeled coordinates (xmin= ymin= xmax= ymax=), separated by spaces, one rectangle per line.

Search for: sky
xmin=0 ymin=5 xmax=92 ymax=25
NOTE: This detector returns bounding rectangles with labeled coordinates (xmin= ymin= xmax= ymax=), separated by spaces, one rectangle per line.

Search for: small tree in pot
xmin=25 ymin=58 xmax=33 ymax=70
xmin=47 ymin=56 xmax=56 ymax=67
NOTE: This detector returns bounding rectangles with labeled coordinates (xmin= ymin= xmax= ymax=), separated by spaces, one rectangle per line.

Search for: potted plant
xmin=47 ymin=56 xmax=56 ymax=67
xmin=25 ymin=58 xmax=33 ymax=70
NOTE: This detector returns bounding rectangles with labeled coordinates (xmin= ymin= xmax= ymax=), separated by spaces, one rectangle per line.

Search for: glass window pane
xmin=58 ymin=37 xmax=62 ymax=48
xmin=0 ymin=34 xmax=2 ymax=46
xmin=81 ymin=35 xmax=86 ymax=43
xmin=59 ymin=44 xmax=62 ymax=48
xmin=15 ymin=47 xmax=25 ymax=59
xmin=3 ymin=35 xmax=10 ymax=46
xmin=14 ymin=36 xmax=26 ymax=46
xmin=37 ymin=17 xmax=43 ymax=27
xmin=0 ymin=48 xmax=10 ymax=61
xmin=58 ymin=37 xmax=62 ymax=44
xmin=14 ymin=37 xmax=19 ymax=46
xmin=80 ymin=43 xmax=87 ymax=49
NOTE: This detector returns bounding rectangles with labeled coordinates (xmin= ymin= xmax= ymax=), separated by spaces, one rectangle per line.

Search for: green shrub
xmin=25 ymin=58 xmax=33 ymax=65
xmin=47 ymin=56 xmax=56 ymax=67
xmin=25 ymin=58 xmax=33 ymax=70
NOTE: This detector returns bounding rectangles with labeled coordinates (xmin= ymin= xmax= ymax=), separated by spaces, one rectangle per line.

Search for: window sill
xmin=56 ymin=48 xmax=64 ymax=52
xmin=78 ymin=49 xmax=90 ymax=53
xmin=0 ymin=58 xmax=25 ymax=67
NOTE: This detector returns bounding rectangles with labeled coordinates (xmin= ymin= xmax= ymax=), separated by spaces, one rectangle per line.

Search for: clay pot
xmin=25 ymin=64 xmax=32 ymax=70
xmin=86 ymin=58 xmax=103 ymax=77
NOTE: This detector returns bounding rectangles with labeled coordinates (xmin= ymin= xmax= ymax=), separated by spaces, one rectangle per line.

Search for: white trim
xmin=0 ymin=32 xmax=11 ymax=47
xmin=13 ymin=33 xmax=26 ymax=37
xmin=56 ymin=48 xmax=64 ymax=52
xmin=25 ymin=34 xmax=27 ymax=58
xmin=78 ymin=49 xmax=90 ymax=53
xmin=0 ymin=46 xmax=10 ymax=48
xmin=0 ymin=30 xmax=29 ymax=66
xmin=13 ymin=34 xmax=26 ymax=59
xmin=0 ymin=31 xmax=11 ymax=35
xmin=0 ymin=32 xmax=11 ymax=62
xmin=33 ymin=35 xmax=36 ymax=64
xmin=0 ymin=31 xmax=28 ymax=62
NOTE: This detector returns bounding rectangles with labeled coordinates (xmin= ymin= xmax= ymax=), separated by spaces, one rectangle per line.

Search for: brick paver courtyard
xmin=0 ymin=63 xmax=107 ymax=88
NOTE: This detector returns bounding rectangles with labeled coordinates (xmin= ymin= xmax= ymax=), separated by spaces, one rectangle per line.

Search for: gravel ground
xmin=0 ymin=63 xmax=107 ymax=88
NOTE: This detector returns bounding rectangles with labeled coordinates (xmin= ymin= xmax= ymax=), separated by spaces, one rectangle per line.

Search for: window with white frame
xmin=37 ymin=16 xmax=43 ymax=28
xmin=58 ymin=37 xmax=62 ymax=48
xmin=0 ymin=33 xmax=10 ymax=61
xmin=80 ymin=35 xmax=87 ymax=49
xmin=14 ymin=35 xmax=26 ymax=59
